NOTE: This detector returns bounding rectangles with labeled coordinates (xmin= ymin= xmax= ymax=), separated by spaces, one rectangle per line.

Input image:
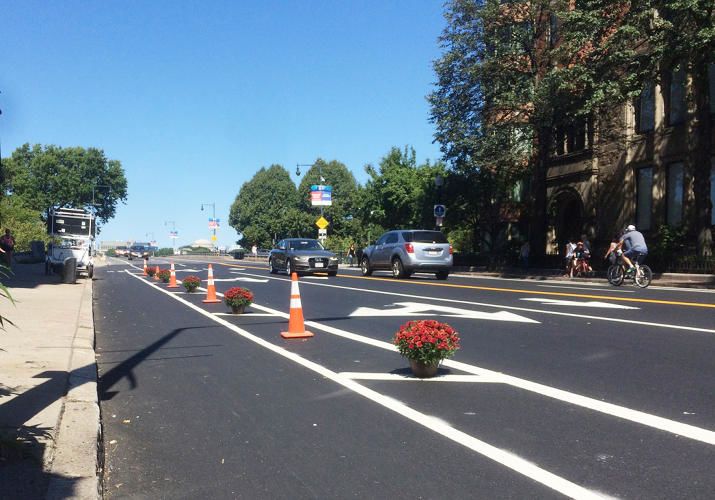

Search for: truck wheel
xmin=62 ymin=258 xmax=77 ymax=284
xmin=87 ymin=264 xmax=94 ymax=279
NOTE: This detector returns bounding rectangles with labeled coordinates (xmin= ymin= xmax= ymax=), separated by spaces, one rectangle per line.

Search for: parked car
xmin=269 ymin=238 xmax=339 ymax=276
xmin=115 ymin=245 xmax=129 ymax=257
xmin=360 ymin=230 xmax=453 ymax=279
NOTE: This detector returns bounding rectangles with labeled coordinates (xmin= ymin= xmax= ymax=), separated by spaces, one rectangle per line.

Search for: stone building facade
xmin=545 ymin=65 xmax=715 ymax=255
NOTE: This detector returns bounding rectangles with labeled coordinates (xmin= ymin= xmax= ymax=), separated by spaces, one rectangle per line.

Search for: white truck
xmin=45 ymin=207 xmax=95 ymax=282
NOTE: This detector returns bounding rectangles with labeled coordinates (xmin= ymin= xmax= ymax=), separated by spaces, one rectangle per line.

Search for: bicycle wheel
xmin=607 ymin=264 xmax=624 ymax=286
xmin=635 ymin=265 xmax=652 ymax=288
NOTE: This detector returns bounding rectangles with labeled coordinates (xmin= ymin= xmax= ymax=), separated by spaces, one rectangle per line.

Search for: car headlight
xmin=329 ymin=257 xmax=338 ymax=262
xmin=294 ymin=256 xmax=309 ymax=262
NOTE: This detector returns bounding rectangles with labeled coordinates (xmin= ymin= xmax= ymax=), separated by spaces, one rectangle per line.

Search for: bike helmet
xmin=626 ymin=224 xmax=636 ymax=231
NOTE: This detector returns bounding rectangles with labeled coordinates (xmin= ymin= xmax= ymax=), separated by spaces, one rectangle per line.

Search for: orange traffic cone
xmin=143 ymin=259 xmax=148 ymax=276
xmin=167 ymin=263 xmax=179 ymax=288
xmin=153 ymin=265 xmax=160 ymax=281
xmin=281 ymin=272 xmax=314 ymax=339
xmin=202 ymin=264 xmax=222 ymax=303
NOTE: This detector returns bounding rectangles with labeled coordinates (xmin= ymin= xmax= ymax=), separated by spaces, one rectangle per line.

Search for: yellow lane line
xmin=212 ymin=261 xmax=715 ymax=309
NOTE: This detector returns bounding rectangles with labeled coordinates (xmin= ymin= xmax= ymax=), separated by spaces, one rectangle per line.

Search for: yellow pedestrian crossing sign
xmin=316 ymin=216 xmax=329 ymax=229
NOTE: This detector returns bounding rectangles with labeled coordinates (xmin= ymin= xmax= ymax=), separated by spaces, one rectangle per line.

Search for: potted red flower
xmin=224 ymin=287 xmax=254 ymax=314
xmin=393 ymin=320 xmax=460 ymax=378
xmin=157 ymin=269 xmax=171 ymax=283
xmin=182 ymin=275 xmax=201 ymax=293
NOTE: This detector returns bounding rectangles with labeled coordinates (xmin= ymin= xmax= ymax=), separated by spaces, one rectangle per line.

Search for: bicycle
xmin=571 ymin=257 xmax=594 ymax=278
xmin=607 ymin=253 xmax=652 ymax=288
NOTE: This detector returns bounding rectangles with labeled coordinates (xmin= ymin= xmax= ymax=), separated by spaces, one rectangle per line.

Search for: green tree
xmin=361 ymin=147 xmax=447 ymax=231
xmin=228 ymin=165 xmax=310 ymax=248
xmin=0 ymin=197 xmax=49 ymax=252
xmin=430 ymin=0 xmax=547 ymax=255
xmin=5 ymin=144 xmax=128 ymax=224
xmin=297 ymin=159 xmax=359 ymax=240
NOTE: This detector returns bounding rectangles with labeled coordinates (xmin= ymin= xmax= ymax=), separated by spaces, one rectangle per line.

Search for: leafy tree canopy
xmin=5 ymin=144 xmax=128 ymax=224
xmin=228 ymin=165 xmax=311 ymax=248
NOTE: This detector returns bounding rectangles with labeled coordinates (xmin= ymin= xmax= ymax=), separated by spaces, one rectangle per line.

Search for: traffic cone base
xmin=281 ymin=272 xmax=313 ymax=339
xmin=143 ymin=259 xmax=148 ymax=276
xmin=202 ymin=264 xmax=222 ymax=303
xmin=153 ymin=265 xmax=160 ymax=280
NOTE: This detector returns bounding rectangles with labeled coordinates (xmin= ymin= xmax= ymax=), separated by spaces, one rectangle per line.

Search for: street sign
xmin=318 ymin=228 xmax=327 ymax=237
xmin=315 ymin=216 xmax=329 ymax=229
xmin=211 ymin=235 xmax=218 ymax=242
xmin=208 ymin=218 xmax=220 ymax=229
xmin=310 ymin=190 xmax=332 ymax=206
xmin=169 ymin=231 xmax=178 ymax=239
xmin=310 ymin=184 xmax=332 ymax=191
xmin=436 ymin=216 xmax=444 ymax=227
xmin=434 ymin=204 xmax=446 ymax=218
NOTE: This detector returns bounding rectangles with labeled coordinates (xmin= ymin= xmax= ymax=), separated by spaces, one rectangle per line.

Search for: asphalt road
xmin=95 ymin=257 xmax=715 ymax=499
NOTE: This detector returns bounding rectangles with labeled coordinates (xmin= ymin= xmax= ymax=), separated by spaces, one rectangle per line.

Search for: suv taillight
xmin=405 ymin=243 xmax=414 ymax=254
xmin=449 ymin=244 xmax=453 ymax=255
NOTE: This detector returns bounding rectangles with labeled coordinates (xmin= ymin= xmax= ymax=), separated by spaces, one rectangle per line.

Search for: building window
xmin=667 ymin=162 xmax=684 ymax=226
xmin=668 ymin=65 xmax=687 ymax=125
xmin=635 ymin=82 xmax=655 ymax=133
xmin=636 ymin=167 xmax=653 ymax=230
xmin=709 ymin=63 xmax=715 ymax=115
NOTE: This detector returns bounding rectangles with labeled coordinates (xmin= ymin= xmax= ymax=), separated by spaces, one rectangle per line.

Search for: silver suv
xmin=360 ymin=230 xmax=453 ymax=279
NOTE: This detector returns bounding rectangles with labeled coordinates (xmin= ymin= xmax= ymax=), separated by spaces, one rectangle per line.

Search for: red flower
xmin=393 ymin=320 xmax=460 ymax=365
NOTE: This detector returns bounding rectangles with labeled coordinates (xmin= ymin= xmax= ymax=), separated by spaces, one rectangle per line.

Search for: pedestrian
xmin=251 ymin=244 xmax=258 ymax=260
xmin=0 ymin=229 xmax=15 ymax=268
xmin=519 ymin=241 xmax=530 ymax=271
xmin=563 ymin=237 xmax=576 ymax=277
xmin=347 ymin=242 xmax=356 ymax=267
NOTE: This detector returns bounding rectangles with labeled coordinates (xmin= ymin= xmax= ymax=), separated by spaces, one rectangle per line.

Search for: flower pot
xmin=409 ymin=359 xmax=439 ymax=378
xmin=230 ymin=304 xmax=246 ymax=314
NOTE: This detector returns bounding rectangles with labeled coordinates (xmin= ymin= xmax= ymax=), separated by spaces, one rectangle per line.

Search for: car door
xmin=273 ymin=240 xmax=286 ymax=269
xmin=371 ymin=232 xmax=392 ymax=268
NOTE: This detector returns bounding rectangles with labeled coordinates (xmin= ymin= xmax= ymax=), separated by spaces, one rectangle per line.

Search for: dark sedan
xmin=268 ymin=238 xmax=339 ymax=276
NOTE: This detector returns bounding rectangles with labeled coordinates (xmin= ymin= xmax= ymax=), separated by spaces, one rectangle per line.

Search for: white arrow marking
xmin=175 ymin=268 xmax=204 ymax=273
xmin=349 ymin=302 xmax=538 ymax=323
xmin=212 ymin=277 xmax=269 ymax=283
xmin=520 ymin=298 xmax=639 ymax=310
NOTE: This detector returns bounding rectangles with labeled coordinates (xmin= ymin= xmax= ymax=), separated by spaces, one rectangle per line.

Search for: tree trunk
xmin=529 ymin=127 xmax=550 ymax=259
xmin=691 ymin=61 xmax=713 ymax=257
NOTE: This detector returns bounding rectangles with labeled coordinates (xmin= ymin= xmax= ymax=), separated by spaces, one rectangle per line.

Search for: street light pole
xmin=201 ymin=203 xmax=216 ymax=249
xmin=165 ymin=220 xmax=177 ymax=254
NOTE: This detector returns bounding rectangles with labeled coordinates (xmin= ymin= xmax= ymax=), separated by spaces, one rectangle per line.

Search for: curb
xmin=45 ymin=277 xmax=100 ymax=500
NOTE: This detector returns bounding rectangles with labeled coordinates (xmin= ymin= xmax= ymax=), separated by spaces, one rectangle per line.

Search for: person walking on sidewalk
xmin=347 ymin=242 xmax=356 ymax=267
xmin=0 ymin=229 xmax=15 ymax=268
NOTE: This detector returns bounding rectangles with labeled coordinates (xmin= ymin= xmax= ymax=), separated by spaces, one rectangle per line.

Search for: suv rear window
xmin=402 ymin=231 xmax=448 ymax=244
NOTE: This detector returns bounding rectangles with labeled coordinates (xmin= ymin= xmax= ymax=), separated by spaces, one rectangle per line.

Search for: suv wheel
xmin=392 ymin=258 xmax=407 ymax=279
xmin=286 ymin=259 xmax=292 ymax=276
xmin=361 ymin=257 xmax=372 ymax=276
xmin=436 ymin=270 xmax=449 ymax=280
xmin=269 ymin=258 xmax=277 ymax=274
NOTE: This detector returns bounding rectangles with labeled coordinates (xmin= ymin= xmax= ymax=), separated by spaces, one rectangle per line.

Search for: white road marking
xmin=350 ymin=302 xmax=538 ymax=323
xmin=303 ymin=276 xmax=329 ymax=280
xmin=230 ymin=271 xmax=715 ymax=335
xmin=242 ymin=300 xmax=715 ymax=447
xmin=124 ymin=270 xmax=607 ymax=499
xmin=212 ymin=277 xmax=270 ymax=283
xmin=520 ymin=298 xmax=639 ymax=310
xmin=213 ymin=312 xmax=277 ymax=317
xmin=537 ymin=284 xmax=635 ymax=293
xmin=339 ymin=372 xmax=500 ymax=383
xmin=175 ymin=268 xmax=204 ymax=273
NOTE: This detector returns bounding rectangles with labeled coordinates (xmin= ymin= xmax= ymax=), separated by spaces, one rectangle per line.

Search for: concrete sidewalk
xmin=0 ymin=262 xmax=99 ymax=499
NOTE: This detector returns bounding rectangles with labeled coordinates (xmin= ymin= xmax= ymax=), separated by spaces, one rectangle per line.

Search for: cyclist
xmin=571 ymin=241 xmax=591 ymax=276
xmin=617 ymin=224 xmax=648 ymax=275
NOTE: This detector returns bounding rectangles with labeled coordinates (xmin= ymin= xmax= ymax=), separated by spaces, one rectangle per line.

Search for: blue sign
xmin=434 ymin=204 xmax=446 ymax=218
xmin=310 ymin=184 xmax=332 ymax=192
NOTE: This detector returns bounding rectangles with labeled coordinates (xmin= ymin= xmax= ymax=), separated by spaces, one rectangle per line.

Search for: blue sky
xmin=1 ymin=0 xmax=446 ymax=249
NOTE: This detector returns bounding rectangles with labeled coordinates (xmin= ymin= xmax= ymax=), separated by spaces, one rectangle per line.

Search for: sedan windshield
xmin=288 ymin=239 xmax=324 ymax=250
